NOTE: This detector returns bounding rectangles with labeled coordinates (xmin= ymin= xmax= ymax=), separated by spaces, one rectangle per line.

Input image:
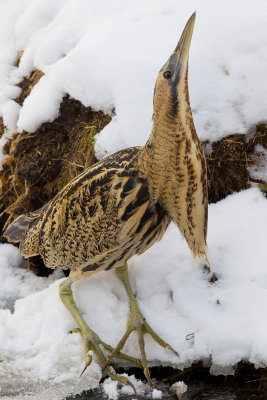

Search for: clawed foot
xmin=60 ymin=278 xmax=141 ymax=390
xmin=60 ymin=273 xmax=177 ymax=391
xmin=71 ymin=327 xmax=141 ymax=391
xmin=103 ymin=303 xmax=178 ymax=387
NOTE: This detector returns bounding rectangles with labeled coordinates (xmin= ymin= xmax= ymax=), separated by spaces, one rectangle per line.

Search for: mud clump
xmin=0 ymin=96 xmax=111 ymax=232
xmin=205 ymin=123 xmax=267 ymax=203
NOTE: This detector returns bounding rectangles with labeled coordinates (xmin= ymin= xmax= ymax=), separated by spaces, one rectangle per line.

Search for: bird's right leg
xmin=59 ymin=278 xmax=141 ymax=388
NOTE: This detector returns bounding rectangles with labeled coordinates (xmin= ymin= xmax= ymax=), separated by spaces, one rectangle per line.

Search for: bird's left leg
xmin=104 ymin=264 xmax=177 ymax=386
xmin=59 ymin=278 xmax=141 ymax=387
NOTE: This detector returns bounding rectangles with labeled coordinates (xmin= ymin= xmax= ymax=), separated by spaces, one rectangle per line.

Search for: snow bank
xmin=0 ymin=0 xmax=267 ymax=161
xmin=0 ymin=244 xmax=54 ymax=310
xmin=0 ymin=188 xmax=267 ymax=398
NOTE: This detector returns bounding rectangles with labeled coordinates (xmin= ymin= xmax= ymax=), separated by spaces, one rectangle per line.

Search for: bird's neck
xmin=139 ymin=113 xmax=200 ymax=202
xmin=138 ymin=94 xmax=209 ymax=264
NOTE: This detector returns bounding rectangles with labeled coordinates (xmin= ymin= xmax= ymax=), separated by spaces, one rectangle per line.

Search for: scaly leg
xmin=59 ymin=278 xmax=141 ymax=389
xmin=104 ymin=264 xmax=177 ymax=386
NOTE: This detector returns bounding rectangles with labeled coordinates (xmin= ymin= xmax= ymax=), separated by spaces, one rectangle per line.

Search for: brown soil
xmin=0 ymin=95 xmax=111 ymax=230
xmin=205 ymin=123 xmax=267 ymax=203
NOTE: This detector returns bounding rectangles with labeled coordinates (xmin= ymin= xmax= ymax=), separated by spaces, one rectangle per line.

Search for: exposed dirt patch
xmin=0 ymin=95 xmax=111 ymax=233
xmin=205 ymin=123 xmax=267 ymax=203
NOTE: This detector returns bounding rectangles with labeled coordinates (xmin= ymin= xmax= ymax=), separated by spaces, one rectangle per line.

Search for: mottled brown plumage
xmin=7 ymin=147 xmax=171 ymax=280
xmin=4 ymin=13 xmax=209 ymax=386
xmin=4 ymin=50 xmax=209 ymax=280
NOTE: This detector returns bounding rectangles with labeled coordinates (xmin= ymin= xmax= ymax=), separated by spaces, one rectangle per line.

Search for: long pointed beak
xmin=174 ymin=12 xmax=196 ymax=67
xmin=163 ymin=12 xmax=196 ymax=84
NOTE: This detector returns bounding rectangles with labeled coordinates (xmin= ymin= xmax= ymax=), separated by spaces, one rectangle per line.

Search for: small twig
xmin=244 ymin=378 xmax=262 ymax=384
xmin=154 ymin=362 xmax=202 ymax=387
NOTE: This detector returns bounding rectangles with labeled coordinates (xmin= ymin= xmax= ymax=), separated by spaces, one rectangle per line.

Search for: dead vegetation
xmin=15 ymin=69 xmax=44 ymax=106
xmin=205 ymin=123 xmax=267 ymax=203
xmin=0 ymin=118 xmax=4 ymax=140
xmin=0 ymin=95 xmax=111 ymax=235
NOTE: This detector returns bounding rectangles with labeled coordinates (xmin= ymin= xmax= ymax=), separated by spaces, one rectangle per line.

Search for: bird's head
xmin=153 ymin=12 xmax=196 ymax=124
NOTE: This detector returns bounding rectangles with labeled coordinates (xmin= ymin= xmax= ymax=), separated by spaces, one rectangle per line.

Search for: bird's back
xmin=4 ymin=147 xmax=170 ymax=278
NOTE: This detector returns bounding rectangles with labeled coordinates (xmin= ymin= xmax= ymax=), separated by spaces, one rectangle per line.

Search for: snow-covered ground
xmin=1 ymin=0 xmax=267 ymax=162
xmin=1 ymin=188 xmax=267 ymax=399
xmin=0 ymin=0 xmax=267 ymax=399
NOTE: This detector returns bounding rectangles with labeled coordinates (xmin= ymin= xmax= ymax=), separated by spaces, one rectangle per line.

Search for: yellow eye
xmin=163 ymin=71 xmax=172 ymax=79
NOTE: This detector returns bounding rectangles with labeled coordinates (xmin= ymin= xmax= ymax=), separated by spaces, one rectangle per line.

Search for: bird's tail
xmin=3 ymin=214 xmax=33 ymax=243
xmin=3 ymin=208 xmax=44 ymax=257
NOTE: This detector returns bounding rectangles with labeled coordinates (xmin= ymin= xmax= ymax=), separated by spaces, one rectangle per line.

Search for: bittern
xmin=4 ymin=13 xmax=210 ymax=387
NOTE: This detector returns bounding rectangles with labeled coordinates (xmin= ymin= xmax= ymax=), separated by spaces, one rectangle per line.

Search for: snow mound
xmin=0 ymin=0 xmax=267 ymax=160
xmin=0 ymin=188 xmax=267 ymax=398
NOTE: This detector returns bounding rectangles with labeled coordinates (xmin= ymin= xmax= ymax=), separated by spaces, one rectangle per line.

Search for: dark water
xmin=2 ymin=365 xmax=267 ymax=399
xmin=66 ymin=365 xmax=267 ymax=400
xmin=67 ymin=382 xmax=267 ymax=400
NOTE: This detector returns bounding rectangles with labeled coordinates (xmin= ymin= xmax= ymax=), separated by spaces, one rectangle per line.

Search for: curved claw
xmin=59 ymin=278 xmax=139 ymax=388
xmin=102 ymin=316 xmax=177 ymax=387
xmin=70 ymin=327 xmax=81 ymax=334
xmin=80 ymin=353 xmax=92 ymax=378
xmin=145 ymin=323 xmax=179 ymax=357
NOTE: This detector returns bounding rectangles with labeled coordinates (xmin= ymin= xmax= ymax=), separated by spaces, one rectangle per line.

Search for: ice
xmin=102 ymin=374 xmax=147 ymax=399
xmin=102 ymin=379 xmax=119 ymax=400
xmin=171 ymin=381 xmax=188 ymax=398
xmin=151 ymin=388 xmax=163 ymax=399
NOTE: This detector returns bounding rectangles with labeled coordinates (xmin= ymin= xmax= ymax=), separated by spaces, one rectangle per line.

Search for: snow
xmin=102 ymin=373 xmax=146 ymax=399
xmin=248 ymin=144 xmax=267 ymax=183
xmin=151 ymin=388 xmax=163 ymax=399
xmin=171 ymin=381 xmax=188 ymax=398
xmin=0 ymin=243 xmax=58 ymax=310
xmin=0 ymin=0 xmax=267 ymax=399
xmin=0 ymin=188 xmax=267 ymax=398
xmin=0 ymin=0 xmax=267 ymax=156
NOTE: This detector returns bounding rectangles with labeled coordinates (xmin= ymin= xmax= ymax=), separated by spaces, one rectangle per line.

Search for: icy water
xmin=1 ymin=379 xmax=267 ymax=400
xmin=67 ymin=383 xmax=267 ymax=400
xmin=2 ymin=365 xmax=267 ymax=400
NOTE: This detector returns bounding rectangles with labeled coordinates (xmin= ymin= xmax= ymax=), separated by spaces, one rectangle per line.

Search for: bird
xmin=4 ymin=12 xmax=210 ymax=388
